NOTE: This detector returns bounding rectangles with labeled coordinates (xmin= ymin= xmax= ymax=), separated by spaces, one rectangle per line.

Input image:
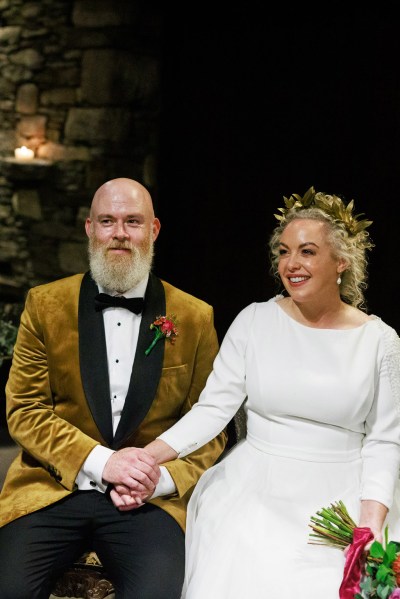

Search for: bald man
xmin=0 ymin=178 xmax=227 ymax=599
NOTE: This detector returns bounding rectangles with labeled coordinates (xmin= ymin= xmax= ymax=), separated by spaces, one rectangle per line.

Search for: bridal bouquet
xmin=308 ymin=501 xmax=400 ymax=598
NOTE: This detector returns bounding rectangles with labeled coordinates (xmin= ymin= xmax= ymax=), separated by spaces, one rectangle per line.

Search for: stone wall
xmin=0 ymin=0 xmax=162 ymax=316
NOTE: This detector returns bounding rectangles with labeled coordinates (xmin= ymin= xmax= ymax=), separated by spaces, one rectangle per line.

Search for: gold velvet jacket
xmin=0 ymin=272 xmax=227 ymax=531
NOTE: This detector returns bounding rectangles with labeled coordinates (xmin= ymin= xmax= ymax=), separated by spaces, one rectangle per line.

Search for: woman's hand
xmin=358 ymin=499 xmax=388 ymax=550
xmin=109 ymin=483 xmax=150 ymax=511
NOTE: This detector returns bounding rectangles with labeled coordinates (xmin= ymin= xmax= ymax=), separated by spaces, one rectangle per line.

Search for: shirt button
xmin=116 ymin=359 xmax=119 ymax=363
xmin=90 ymin=480 xmax=96 ymax=487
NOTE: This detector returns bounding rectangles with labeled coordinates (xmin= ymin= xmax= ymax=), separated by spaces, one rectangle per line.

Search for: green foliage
xmin=0 ymin=318 xmax=18 ymax=366
xmin=356 ymin=538 xmax=398 ymax=598
xmin=350 ymin=535 xmax=400 ymax=598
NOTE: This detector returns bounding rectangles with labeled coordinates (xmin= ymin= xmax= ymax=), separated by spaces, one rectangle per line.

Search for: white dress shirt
xmin=76 ymin=275 xmax=176 ymax=498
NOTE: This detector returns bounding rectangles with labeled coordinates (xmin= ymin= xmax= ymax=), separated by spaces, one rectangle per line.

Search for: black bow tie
xmin=94 ymin=293 xmax=144 ymax=314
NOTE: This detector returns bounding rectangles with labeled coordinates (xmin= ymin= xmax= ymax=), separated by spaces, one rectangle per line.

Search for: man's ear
xmin=85 ymin=218 xmax=92 ymax=239
xmin=152 ymin=218 xmax=161 ymax=242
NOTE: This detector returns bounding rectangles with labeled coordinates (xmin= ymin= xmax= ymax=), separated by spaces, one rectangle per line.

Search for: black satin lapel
xmin=113 ymin=274 xmax=165 ymax=447
xmin=79 ymin=272 xmax=114 ymax=446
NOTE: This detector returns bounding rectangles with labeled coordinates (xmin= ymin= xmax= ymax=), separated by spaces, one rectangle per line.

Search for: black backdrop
xmin=154 ymin=8 xmax=400 ymax=341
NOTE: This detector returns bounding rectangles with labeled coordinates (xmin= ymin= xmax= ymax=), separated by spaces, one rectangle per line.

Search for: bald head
xmin=90 ymin=178 xmax=155 ymax=221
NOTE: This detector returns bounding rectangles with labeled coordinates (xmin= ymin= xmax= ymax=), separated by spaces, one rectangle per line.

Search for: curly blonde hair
xmin=268 ymin=192 xmax=374 ymax=310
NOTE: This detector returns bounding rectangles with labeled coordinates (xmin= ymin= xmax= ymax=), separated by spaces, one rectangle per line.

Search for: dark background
xmin=154 ymin=8 xmax=400 ymax=341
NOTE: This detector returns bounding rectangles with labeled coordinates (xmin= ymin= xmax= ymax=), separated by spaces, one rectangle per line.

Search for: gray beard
xmin=88 ymin=237 xmax=154 ymax=294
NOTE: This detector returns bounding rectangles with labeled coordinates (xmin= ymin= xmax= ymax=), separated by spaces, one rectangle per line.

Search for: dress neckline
xmin=272 ymin=295 xmax=377 ymax=332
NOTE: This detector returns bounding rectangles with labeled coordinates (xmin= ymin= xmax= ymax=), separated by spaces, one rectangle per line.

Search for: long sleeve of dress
xmin=360 ymin=320 xmax=400 ymax=508
xmin=157 ymin=304 xmax=254 ymax=456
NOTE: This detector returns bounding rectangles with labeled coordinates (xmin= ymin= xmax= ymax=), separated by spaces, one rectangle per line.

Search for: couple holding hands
xmin=0 ymin=178 xmax=399 ymax=599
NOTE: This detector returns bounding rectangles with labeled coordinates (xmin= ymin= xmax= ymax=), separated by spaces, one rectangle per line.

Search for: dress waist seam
xmin=246 ymin=434 xmax=362 ymax=463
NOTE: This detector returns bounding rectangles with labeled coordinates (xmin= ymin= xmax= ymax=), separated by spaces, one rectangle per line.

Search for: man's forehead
xmin=94 ymin=194 xmax=144 ymax=211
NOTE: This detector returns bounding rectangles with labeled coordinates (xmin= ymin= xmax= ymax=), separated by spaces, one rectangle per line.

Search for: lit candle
xmin=14 ymin=146 xmax=35 ymax=160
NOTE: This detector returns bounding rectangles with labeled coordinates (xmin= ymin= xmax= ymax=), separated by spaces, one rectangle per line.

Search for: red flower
xmin=153 ymin=316 xmax=177 ymax=338
xmin=393 ymin=555 xmax=400 ymax=586
xmin=145 ymin=315 xmax=178 ymax=356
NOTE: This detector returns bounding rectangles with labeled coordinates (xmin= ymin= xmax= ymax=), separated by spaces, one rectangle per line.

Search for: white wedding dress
xmin=159 ymin=296 xmax=400 ymax=599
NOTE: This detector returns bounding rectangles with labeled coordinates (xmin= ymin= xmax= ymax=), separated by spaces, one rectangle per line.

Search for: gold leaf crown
xmin=274 ymin=186 xmax=373 ymax=237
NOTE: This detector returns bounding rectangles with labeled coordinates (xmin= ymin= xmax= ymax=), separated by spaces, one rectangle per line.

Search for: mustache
xmin=106 ymin=241 xmax=133 ymax=250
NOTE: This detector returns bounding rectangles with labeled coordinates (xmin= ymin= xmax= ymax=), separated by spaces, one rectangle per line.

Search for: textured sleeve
xmin=360 ymin=321 xmax=400 ymax=508
xmin=6 ymin=284 xmax=101 ymax=492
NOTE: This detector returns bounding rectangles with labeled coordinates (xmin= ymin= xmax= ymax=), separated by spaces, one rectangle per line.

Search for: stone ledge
xmin=0 ymin=157 xmax=53 ymax=181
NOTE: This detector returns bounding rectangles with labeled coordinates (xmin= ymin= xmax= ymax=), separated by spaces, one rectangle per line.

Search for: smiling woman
xmin=269 ymin=186 xmax=375 ymax=326
xmin=143 ymin=185 xmax=400 ymax=599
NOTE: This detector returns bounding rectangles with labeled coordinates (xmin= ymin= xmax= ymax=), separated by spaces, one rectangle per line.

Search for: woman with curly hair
xmin=123 ymin=187 xmax=400 ymax=598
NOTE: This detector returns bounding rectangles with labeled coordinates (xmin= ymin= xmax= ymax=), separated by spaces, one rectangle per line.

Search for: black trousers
xmin=0 ymin=490 xmax=185 ymax=599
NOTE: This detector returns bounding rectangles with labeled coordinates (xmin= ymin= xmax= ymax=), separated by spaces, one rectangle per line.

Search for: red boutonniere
xmin=145 ymin=315 xmax=179 ymax=356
